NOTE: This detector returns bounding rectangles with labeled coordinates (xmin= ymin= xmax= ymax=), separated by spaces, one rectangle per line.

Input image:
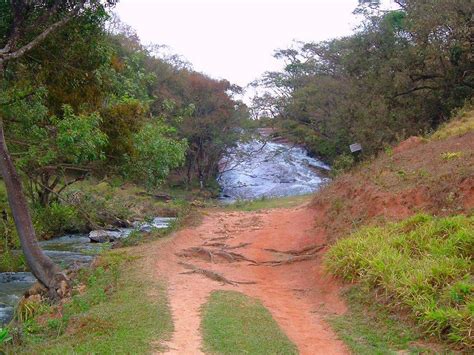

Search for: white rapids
xmin=218 ymin=140 xmax=330 ymax=202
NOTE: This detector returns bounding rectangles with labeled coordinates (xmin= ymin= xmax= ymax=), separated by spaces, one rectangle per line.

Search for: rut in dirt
xmin=152 ymin=205 xmax=348 ymax=355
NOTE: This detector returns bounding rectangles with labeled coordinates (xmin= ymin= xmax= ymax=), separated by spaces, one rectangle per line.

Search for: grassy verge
xmin=201 ymin=291 xmax=297 ymax=354
xmin=329 ymin=286 xmax=443 ymax=354
xmin=325 ymin=214 xmax=473 ymax=349
xmin=3 ymin=249 xmax=173 ymax=354
xmin=225 ymin=194 xmax=312 ymax=211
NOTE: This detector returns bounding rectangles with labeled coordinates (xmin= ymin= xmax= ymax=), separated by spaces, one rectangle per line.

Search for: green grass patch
xmin=201 ymin=291 xmax=297 ymax=354
xmin=431 ymin=106 xmax=474 ymax=140
xmin=6 ymin=250 xmax=173 ymax=354
xmin=325 ymin=214 xmax=473 ymax=349
xmin=226 ymin=194 xmax=312 ymax=211
xmin=329 ymin=286 xmax=443 ymax=354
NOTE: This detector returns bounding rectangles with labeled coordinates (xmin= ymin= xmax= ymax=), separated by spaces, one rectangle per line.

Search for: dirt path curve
xmin=152 ymin=204 xmax=348 ymax=354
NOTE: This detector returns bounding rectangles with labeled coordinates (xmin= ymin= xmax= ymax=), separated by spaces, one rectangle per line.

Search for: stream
xmin=1 ymin=139 xmax=328 ymax=325
xmin=0 ymin=217 xmax=175 ymax=325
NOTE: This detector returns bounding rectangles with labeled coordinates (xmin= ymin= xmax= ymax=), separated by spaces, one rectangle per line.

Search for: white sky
xmin=115 ymin=0 xmax=397 ymax=97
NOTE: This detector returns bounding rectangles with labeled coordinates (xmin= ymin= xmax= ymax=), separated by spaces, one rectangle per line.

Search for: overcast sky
xmin=115 ymin=0 xmax=396 ymax=93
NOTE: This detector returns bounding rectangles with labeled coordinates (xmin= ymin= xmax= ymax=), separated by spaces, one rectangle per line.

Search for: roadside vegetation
xmin=1 ymin=249 xmax=173 ymax=354
xmin=328 ymin=286 xmax=438 ymax=354
xmin=326 ymin=214 xmax=473 ymax=349
xmin=201 ymin=291 xmax=297 ymax=355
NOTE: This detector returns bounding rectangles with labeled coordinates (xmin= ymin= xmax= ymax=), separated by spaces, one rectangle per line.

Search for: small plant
xmin=0 ymin=327 xmax=12 ymax=344
xmin=331 ymin=153 xmax=355 ymax=176
xmin=441 ymin=151 xmax=462 ymax=160
xmin=384 ymin=145 xmax=394 ymax=157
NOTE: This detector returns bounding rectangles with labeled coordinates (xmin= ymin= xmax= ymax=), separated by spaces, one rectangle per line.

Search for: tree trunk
xmin=0 ymin=121 xmax=69 ymax=300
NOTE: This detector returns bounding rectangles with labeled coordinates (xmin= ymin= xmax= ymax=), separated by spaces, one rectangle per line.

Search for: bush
xmin=33 ymin=202 xmax=83 ymax=238
xmin=331 ymin=153 xmax=355 ymax=176
xmin=325 ymin=214 xmax=474 ymax=348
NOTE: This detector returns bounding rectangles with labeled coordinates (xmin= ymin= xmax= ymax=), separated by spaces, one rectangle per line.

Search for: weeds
xmin=441 ymin=151 xmax=463 ymax=161
xmin=325 ymin=214 xmax=474 ymax=349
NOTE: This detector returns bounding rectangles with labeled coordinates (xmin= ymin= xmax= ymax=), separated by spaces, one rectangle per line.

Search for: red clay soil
xmin=312 ymin=131 xmax=474 ymax=243
xmin=151 ymin=204 xmax=348 ymax=354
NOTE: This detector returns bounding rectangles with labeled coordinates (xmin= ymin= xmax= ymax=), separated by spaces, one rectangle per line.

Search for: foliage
xmin=325 ymin=214 xmax=474 ymax=348
xmin=33 ymin=202 xmax=83 ymax=238
xmin=331 ymin=154 xmax=355 ymax=177
xmin=123 ymin=121 xmax=187 ymax=188
xmin=0 ymin=327 xmax=12 ymax=345
xmin=3 ymin=97 xmax=108 ymax=206
xmin=201 ymin=290 xmax=297 ymax=354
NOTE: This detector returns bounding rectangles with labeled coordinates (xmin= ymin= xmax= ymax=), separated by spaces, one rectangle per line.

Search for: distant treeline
xmin=252 ymin=0 xmax=473 ymax=163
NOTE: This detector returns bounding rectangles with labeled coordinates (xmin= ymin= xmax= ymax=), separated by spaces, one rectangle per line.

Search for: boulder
xmin=88 ymin=230 xmax=121 ymax=243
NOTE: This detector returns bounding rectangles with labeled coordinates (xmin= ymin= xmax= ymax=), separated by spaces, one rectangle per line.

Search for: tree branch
xmin=0 ymin=15 xmax=72 ymax=64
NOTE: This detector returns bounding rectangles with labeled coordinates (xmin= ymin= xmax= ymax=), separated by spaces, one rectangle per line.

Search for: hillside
xmin=313 ymin=108 xmax=474 ymax=243
xmin=318 ymin=108 xmax=474 ymax=350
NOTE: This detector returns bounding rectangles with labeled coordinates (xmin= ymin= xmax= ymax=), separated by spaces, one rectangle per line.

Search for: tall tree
xmin=0 ymin=0 xmax=116 ymax=299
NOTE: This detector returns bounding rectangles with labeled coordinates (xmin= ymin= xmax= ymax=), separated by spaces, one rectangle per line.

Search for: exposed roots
xmin=225 ymin=242 xmax=252 ymax=250
xmin=176 ymin=247 xmax=257 ymax=264
xmin=256 ymin=244 xmax=326 ymax=267
xmin=209 ymin=236 xmax=230 ymax=242
xmin=202 ymin=242 xmax=227 ymax=248
xmin=178 ymin=262 xmax=256 ymax=286
xmin=202 ymin=241 xmax=251 ymax=250
xmin=264 ymin=244 xmax=326 ymax=256
xmin=257 ymin=254 xmax=318 ymax=266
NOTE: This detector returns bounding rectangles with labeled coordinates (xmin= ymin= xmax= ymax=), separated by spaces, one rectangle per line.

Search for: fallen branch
xmin=178 ymin=262 xmax=256 ymax=286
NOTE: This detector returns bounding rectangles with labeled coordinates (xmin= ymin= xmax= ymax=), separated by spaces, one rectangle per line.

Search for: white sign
xmin=349 ymin=143 xmax=362 ymax=153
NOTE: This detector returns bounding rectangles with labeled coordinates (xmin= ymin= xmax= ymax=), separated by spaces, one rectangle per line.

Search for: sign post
xmin=349 ymin=143 xmax=362 ymax=162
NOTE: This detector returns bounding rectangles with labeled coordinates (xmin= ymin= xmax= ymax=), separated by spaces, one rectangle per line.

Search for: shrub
xmin=325 ymin=214 xmax=474 ymax=348
xmin=33 ymin=202 xmax=83 ymax=238
xmin=331 ymin=153 xmax=355 ymax=176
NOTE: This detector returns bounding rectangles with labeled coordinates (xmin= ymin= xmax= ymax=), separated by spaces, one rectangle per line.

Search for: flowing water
xmin=218 ymin=140 xmax=330 ymax=202
xmin=0 ymin=217 xmax=175 ymax=325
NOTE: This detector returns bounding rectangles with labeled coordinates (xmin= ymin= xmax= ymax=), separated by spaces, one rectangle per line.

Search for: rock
xmin=88 ymin=230 xmax=121 ymax=243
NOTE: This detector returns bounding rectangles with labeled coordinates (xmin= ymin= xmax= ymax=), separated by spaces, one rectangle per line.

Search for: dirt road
xmin=151 ymin=203 xmax=348 ymax=354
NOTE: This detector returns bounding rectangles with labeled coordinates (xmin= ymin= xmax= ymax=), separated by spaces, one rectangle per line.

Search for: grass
xmin=201 ymin=291 xmax=297 ymax=354
xmin=328 ymin=286 xmax=440 ymax=354
xmin=431 ymin=106 xmax=474 ymax=140
xmin=225 ymin=194 xmax=312 ymax=211
xmin=5 ymin=249 xmax=173 ymax=354
xmin=325 ymin=214 xmax=473 ymax=349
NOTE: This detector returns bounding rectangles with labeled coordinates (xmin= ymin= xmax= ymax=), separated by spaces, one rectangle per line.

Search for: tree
xmin=0 ymin=0 xmax=116 ymax=299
